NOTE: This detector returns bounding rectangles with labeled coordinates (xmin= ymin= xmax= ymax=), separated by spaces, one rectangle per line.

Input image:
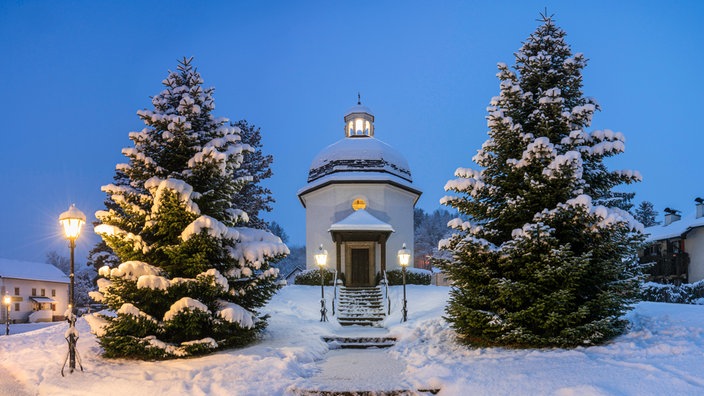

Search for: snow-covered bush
xmin=640 ymin=281 xmax=704 ymax=304
xmin=91 ymin=58 xmax=288 ymax=359
xmin=294 ymin=268 xmax=345 ymax=286
xmin=377 ymin=268 xmax=432 ymax=285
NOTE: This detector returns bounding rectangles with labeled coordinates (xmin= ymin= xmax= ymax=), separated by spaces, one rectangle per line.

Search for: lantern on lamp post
xmin=4 ymin=293 xmax=11 ymax=336
xmin=59 ymin=204 xmax=86 ymax=375
xmin=314 ymin=244 xmax=328 ymax=322
xmin=398 ymin=243 xmax=411 ymax=322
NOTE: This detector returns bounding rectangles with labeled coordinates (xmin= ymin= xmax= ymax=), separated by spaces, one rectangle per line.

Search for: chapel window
xmin=352 ymin=198 xmax=367 ymax=211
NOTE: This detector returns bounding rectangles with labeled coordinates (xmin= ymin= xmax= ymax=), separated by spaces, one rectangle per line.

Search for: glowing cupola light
xmin=344 ymin=94 xmax=374 ymax=137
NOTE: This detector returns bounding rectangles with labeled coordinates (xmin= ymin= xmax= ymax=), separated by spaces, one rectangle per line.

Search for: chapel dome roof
xmin=307 ymin=136 xmax=412 ymax=183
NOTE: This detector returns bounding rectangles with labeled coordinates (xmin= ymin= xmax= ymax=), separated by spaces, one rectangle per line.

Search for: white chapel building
xmin=298 ymin=101 xmax=421 ymax=286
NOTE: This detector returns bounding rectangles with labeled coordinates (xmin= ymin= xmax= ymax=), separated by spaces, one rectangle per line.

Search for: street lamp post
xmin=314 ymin=244 xmax=328 ymax=322
xmin=398 ymin=243 xmax=411 ymax=322
xmin=59 ymin=204 xmax=86 ymax=376
xmin=4 ymin=293 xmax=10 ymax=335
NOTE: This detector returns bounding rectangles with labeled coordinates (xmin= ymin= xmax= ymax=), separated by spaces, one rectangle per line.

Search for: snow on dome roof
xmin=344 ymin=104 xmax=374 ymax=117
xmin=307 ymin=136 xmax=412 ymax=183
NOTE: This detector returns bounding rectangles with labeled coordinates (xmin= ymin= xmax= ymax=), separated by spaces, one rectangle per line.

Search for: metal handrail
xmin=383 ymin=270 xmax=390 ymax=315
xmin=332 ymin=270 xmax=338 ymax=316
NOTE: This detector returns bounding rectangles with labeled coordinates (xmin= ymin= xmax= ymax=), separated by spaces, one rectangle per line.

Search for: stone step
xmin=338 ymin=293 xmax=382 ymax=299
xmin=338 ymin=308 xmax=384 ymax=314
xmin=292 ymin=389 xmax=441 ymax=395
xmin=338 ymin=300 xmax=382 ymax=306
xmin=337 ymin=313 xmax=385 ymax=319
xmin=338 ymin=307 xmax=386 ymax=314
xmin=339 ymin=291 xmax=381 ymax=295
xmin=322 ymin=336 xmax=397 ymax=349
xmin=337 ymin=320 xmax=384 ymax=327
xmin=338 ymin=306 xmax=383 ymax=310
xmin=337 ymin=317 xmax=385 ymax=324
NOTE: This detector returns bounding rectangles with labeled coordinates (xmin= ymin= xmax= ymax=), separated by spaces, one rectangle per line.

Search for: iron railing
xmin=382 ymin=270 xmax=390 ymax=315
xmin=332 ymin=270 xmax=338 ymax=316
xmin=641 ymin=252 xmax=689 ymax=285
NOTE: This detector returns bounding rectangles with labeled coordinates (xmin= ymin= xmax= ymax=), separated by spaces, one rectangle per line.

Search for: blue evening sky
xmin=1 ymin=1 xmax=702 ymax=264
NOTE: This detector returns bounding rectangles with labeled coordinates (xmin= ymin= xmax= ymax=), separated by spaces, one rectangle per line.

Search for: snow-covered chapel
xmin=298 ymin=101 xmax=421 ymax=286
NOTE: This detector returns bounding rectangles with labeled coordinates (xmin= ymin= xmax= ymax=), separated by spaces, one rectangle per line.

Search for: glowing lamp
xmin=398 ymin=243 xmax=411 ymax=267
xmin=314 ymin=244 xmax=328 ymax=268
xmin=59 ymin=204 xmax=86 ymax=240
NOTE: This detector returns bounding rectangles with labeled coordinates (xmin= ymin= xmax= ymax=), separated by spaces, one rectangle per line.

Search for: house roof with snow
xmin=0 ymin=258 xmax=69 ymax=284
xmin=644 ymin=210 xmax=704 ymax=242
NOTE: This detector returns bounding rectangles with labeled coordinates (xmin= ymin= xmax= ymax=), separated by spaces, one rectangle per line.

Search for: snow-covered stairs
xmin=336 ymin=286 xmax=386 ymax=327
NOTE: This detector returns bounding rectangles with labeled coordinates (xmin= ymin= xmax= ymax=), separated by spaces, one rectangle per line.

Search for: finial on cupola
xmin=357 ymin=92 xmax=361 ymax=105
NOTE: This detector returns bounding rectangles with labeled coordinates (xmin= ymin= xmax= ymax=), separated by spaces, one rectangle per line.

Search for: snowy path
xmin=0 ymin=362 xmax=34 ymax=396
xmin=303 ymin=348 xmax=411 ymax=392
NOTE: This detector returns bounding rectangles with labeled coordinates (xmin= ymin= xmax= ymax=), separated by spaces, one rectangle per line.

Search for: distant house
xmin=284 ymin=266 xmax=305 ymax=285
xmin=641 ymin=200 xmax=704 ymax=284
xmin=0 ymin=258 xmax=69 ymax=323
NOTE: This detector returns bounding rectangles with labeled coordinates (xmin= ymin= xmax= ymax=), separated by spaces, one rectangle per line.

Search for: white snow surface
xmin=0 ymin=286 xmax=703 ymax=395
xmin=216 ymin=302 xmax=255 ymax=329
xmin=145 ymin=177 xmax=200 ymax=215
xmin=163 ymin=297 xmax=210 ymax=321
xmin=230 ymin=227 xmax=289 ymax=267
xmin=180 ymin=215 xmax=233 ymax=242
xmin=109 ymin=261 xmax=161 ymax=281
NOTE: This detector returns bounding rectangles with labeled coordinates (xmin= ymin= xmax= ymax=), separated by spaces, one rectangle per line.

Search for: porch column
xmin=335 ymin=234 xmax=342 ymax=274
xmin=379 ymin=234 xmax=387 ymax=273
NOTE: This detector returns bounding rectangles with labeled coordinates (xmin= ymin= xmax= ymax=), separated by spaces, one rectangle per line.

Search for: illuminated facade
xmin=298 ymin=101 xmax=421 ymax=286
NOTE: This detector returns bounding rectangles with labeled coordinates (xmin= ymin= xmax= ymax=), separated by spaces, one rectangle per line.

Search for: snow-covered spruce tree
xmin=635 ymin=201 xmax=659 ymax=227
xmin=439 ymin=15 xmax=644 ymax=348
xmin=90 ymin=57 xmax=288 ymax=359
xmin=230 ymin=120 xmax=274 ymax=230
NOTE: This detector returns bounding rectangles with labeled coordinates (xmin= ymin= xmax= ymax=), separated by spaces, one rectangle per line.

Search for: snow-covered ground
xmin=0 ymin=285 xmax=702 ymax=395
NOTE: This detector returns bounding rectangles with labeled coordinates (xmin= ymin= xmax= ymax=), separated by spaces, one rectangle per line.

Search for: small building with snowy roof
xmin=641 ymin=200 xmax=704 ymax=284
xmin=0 ymin=258 xmax=69 ymax=323
xmin=298 ymin=100 xmax=421 ymax=286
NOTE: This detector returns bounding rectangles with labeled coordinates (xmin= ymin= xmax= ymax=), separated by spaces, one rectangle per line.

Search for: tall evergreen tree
xmin=440 ymin=15 xmax=644 ymax=348
xmin=635 ymin=201 xmax=660 ymax=228
xmin=230 ymin=119 xmax=274 ymax=229
xmin=91 ymin=58 xmax=288 ymax=359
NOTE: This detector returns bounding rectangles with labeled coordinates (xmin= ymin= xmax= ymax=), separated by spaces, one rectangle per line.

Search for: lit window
xmin=365 ymin=121 xmax=370 ymax=134
xmin=355 ymin=119 xmax=364 ymax=134
xmin=352 ymin=198 xmax=367 ymax=211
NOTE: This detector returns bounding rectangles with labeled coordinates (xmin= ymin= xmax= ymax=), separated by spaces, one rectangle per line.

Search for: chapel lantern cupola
xmin=344 ymin=95 xmax=375 ymax=137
